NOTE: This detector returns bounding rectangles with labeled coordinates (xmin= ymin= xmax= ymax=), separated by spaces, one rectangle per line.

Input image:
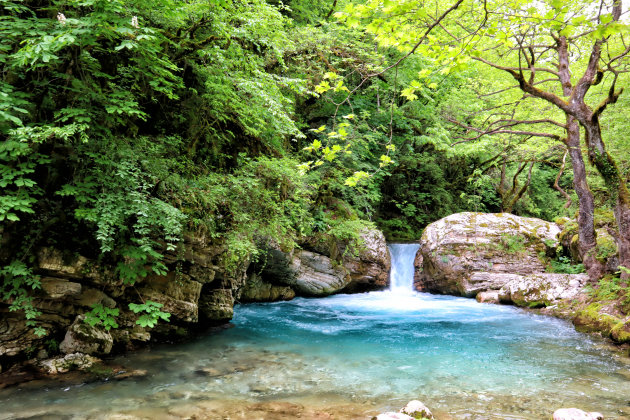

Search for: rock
xmin=476 ymin=290 xmax=500 ymax=304
xmin=343 ymin=228 xmax=391 ymax=292
xmin=113 ymin=369 xmax=148 ymax=380
xmin=498 ymin=273 xmax=589 ymax=307
xmin=38 ymin=352 xmax=100 ymax=374
xmin=572 ymin=302 xmax=630 ymax=344
xmin=72 ymin=287 xmax=116 ymax=308
xmin=419 ymin=212 xmax=561 ymax=296
xmin=400 ymin=400 xmax=434 ymax=419
xmin=467 ymin=272 xmax=524 ymax=296
xmin=40 ymin=278 xmax=82 ymax=298
xmin=137 ymin=272 xmax=202 ymax=323
xmin=60 ymin=315 xmax=113 ymax=355
xmin=552 ymin=408 xmax=604 ymax=420
xmin=199 ymin=288 xmax=234 ymax=322
xmin=37 ymin=248 xmax=91 ymax=279
xmin=194 ymin=367 xmax=222 ymax=377
xmin=374 ymin=413 xmax=414 ymax=420
xmin=289 ymin=250 xmax=350 ymax=296
xmin=413 ymin=249 xmax=425 ymax=291
xmin=240 ymin=273 xmax=295 ymax=302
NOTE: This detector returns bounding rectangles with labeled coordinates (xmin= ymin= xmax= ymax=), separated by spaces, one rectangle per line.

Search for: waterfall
xmin=388 ymin=243 xmax=420 ymax=293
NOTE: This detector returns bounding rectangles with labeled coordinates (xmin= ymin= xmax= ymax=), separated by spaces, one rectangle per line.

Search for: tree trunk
xmin=583 ymin=121 xmax=630 ymax=280
xmin=565 ymin=116 xmax=603 ymax=279
xmin=556 ymin=36 xmax=604 ymax=280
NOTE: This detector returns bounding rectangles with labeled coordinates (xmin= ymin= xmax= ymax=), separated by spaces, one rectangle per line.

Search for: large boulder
xmin=136 ymin=272 xmax=202 ymax=323
xmin=244 ymin=227 xmax=391 ymax=298
xmin=418 ymin=212 xmax=560 ymax=296
xmin=498 ymin=273 xmax=589 ymax=307
xmin=289 ymin=250 xmax=350 ymax=296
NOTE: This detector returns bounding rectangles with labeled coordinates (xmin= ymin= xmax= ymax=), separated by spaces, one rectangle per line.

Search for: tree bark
xmin=583 ymin=120 xmax=630 ymax=280
xmin=564 ymin=117 xmax=603 ymax=279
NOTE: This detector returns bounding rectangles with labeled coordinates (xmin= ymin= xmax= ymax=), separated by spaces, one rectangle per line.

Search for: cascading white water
xmin=387 ymin=243 xmax=420 ymax=292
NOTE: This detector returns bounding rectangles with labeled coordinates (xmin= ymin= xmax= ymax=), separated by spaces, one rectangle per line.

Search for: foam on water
xmin=1 ymin=244 xmax=629 ymax=419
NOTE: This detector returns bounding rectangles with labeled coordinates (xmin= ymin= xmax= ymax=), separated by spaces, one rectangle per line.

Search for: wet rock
xmin=240 ymin=273 xmax=295 ymax=302
xmin=400 ymin=400 xmax=434 ymax=419
xmin=60 ymin=315 xmax=113 ymax=355
xmin=552 ymin=408 xmax=604 ymax=420
xmin=194 ymin=367 xmax=222 ymax=377
xmin=498 ymin=273 xmax=589 ymax=307
xmin=413 ymin=249 xmax=424 ymax=291
xmin=419 ymin=212 xmax=561 ymax=296
xmin=38 ymin=352 xmax=100 ymax=374
xmin=476 ymin=290 xmax=500 ymax=304
xmin=113 ymin=369 xmax=148 ymax=381
xmin=199 ymin=288 xmax=234 ymax=322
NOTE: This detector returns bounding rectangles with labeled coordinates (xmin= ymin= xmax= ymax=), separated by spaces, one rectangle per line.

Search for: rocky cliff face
xmin=417 ymin=212 xmax=561 ymax=297
xmin=1 ymin=228 xmax=391 ymax=373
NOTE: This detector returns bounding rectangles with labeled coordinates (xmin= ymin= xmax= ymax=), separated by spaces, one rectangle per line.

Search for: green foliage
xmin=84 ymin=304 xmax=120 ymax=331
xmin=128 ymin=300 xmax=171 ymax=328
xmin=588 ymin=276 xmax=627 ymax=302
xmin=549 ymin=256 xmax=585 ymax=274
xmin=0 ymin=261 xmax=45 ymax=336
xmin=496 ymin=234 xmax=526 ymax=255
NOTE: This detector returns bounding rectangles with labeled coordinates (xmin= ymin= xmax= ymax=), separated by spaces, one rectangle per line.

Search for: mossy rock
xmin=594 ymin=208 xmax=616 ymax=229
xmin=595 ymin=229 xmax=618 ymax=262
xmin=573 ymin=303 xmax=630 ymax=344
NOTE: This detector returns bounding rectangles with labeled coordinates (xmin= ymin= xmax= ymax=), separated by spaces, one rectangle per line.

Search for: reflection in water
xmin=1 ymin=244 xmax=629 ymax=419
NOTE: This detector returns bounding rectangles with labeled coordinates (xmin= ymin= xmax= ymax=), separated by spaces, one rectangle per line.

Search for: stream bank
xmin=0 ymin=227 xmax=390 ymax=379
xmin=413 ymin=212 xmax=630 ymax=351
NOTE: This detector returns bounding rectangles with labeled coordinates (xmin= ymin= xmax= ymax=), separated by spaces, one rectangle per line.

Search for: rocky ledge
xmin=0 ymin=228 xmax=390 ymax=376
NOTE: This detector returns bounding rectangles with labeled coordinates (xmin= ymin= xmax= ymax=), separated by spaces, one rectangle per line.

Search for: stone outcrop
xmin=37 ymin=352 xmax=101 ymax=374
xmin=498 ymin=273 xmax=589 ymax=307
xmin=239 ymin=273 xmax=295 ymax=302
xmin=417 ymin=212 xmax=560 ymax=296
xmin=343 ymin=228 xmax=391 ymax=292
xmin=242 ymin=227 xmax=391 ymax=299
xmin=289 ymin=250 xmax=350 ymax=296
xmin=476 ymin=290 xmax=500 ymax=304
xmin=1 ymin=227 xmax=390 ymax=372
xmin=0 ymin=236 xmax=250 ymax=370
